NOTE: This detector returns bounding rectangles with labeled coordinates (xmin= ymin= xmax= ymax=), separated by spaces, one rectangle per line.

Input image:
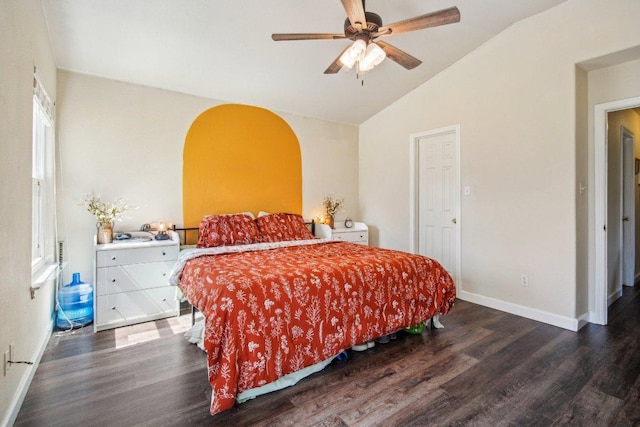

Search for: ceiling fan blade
xmin=324 ymin=46 xmax=351 ymax=74
xmin=272 ymin=33 xmax=346 ymax=41
xmin=340 ymin=0 xmax=367 ymax=30
xmin=377 ymin=6 xmax=460 ymax=36
xmin=376 ymin=41 xmax=422 ymax=70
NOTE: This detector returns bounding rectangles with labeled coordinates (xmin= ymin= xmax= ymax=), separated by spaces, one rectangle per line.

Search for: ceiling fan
xmin=272 ymin=0 xmax=461 ymax=74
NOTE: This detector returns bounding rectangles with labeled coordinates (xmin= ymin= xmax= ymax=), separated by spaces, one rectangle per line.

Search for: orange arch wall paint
xmin=183 ymin=104 xmax=302 ymax=228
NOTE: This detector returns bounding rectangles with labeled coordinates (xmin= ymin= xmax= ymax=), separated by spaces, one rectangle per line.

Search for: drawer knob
xmin=162 ymin=298 xmax=167 ymax=302
xmin=111 ymin=256 xmax=117 ymax=261
xmin=162 ymin=251 xmax=166 ymax=256
xmin=111 ymin=279 xmax=116 ymax=283
xmin=162 ymin=273 xmax=166 ymax=277
xmin=111 ymin=306 xmax=116 ymax=310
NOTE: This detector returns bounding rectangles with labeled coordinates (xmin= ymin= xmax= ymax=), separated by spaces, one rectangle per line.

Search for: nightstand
xmin=93 ymin=231 xmax=179 ymax=332
xmin=314 ymin=221 xmax=368 ymax=245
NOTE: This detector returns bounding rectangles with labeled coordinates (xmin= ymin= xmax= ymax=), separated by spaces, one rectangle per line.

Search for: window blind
xmin=33 ymin=68 xmax=55 ymax=122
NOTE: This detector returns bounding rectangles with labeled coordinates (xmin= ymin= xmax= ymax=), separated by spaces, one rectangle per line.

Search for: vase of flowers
xmin=80 ymin=194 xmax=134 ymax=244
xmin=96 ymin=222 xmax=113 ymax=244
xmin=323 ymin=194 xmax=344 ymax=229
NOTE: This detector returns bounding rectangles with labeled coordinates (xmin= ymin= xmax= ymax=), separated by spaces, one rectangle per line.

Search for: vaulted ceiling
xmin=42 ymin=0 xmax=567 ymax=124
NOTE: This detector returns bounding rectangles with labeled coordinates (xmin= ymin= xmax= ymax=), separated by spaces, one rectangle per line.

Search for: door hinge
xmin=604 ymin=225 xmax=606 ymax=231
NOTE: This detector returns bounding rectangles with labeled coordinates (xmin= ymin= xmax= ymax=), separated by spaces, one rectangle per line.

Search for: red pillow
xmin=196 ymin=214 xmax=260 ymax=248
xmin=255 ymin=213 xmax=315 ymax=243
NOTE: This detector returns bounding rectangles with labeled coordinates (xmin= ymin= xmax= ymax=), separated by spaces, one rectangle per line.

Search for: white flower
xmin=322 ymin=194 xmax=344 ymax=217
xmin=79 ymin=193 xmax=135 ymax=224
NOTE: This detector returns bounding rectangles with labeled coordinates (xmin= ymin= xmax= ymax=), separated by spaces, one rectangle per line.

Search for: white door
xmin=417 ymin=131 xmax=457 ymax=280
xmin=622 ymin=127 xmax=635 ymax=287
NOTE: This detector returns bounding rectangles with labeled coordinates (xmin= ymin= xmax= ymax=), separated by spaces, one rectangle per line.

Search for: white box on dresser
xmin=93 ymin=231 xmax=180 ymax=332
xmin=314 ymin=221 xmax=368 ymax=245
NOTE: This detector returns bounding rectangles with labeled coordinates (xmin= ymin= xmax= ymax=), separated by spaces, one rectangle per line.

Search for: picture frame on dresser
xmin=93 ymin=231 xmax=180 ymax=332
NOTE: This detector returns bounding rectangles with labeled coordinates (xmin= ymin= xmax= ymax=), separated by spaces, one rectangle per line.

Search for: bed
xmin=176 ymin=105 xmax=456 ymax=415
xmin=169 ymin=212 xmax=456 ymax=415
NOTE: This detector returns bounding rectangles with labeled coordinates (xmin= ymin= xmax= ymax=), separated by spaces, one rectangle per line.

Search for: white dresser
xmin=314 ymin=221 xmax=368 ymax=245
xmin=93 ymin=232 xmax=180 ymax=332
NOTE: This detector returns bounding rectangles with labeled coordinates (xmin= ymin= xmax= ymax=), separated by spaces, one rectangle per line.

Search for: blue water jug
xmin=56 ymin=272 xmax=94 ymax=329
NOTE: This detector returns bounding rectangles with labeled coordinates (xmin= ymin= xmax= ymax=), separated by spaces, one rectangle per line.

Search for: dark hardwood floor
xmin=15 ymin=286 xmax=640 ymax=426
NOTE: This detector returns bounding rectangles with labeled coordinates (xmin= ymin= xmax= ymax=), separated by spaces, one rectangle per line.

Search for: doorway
xmin=409 ymin=124 xmax=461 ymax=293
xmin=594 ymin=97 xmax=640 ymax=325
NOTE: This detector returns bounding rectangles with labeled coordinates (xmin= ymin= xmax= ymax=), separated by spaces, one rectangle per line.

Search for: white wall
xmin=56 ymin=71 xmax=359 ymax=284
xmin=0 ymin=1 xmax=57 ymax=425
xmin=359 ymin=0 xmax=640 ymax=329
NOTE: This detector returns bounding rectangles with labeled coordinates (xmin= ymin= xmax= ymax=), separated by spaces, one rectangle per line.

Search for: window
xmin=32 ymin=73 xmax=56 ymax=274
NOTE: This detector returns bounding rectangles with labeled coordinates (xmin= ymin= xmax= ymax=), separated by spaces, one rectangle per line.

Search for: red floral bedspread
xmin=174 ymin=240 xmax=456 ymax=414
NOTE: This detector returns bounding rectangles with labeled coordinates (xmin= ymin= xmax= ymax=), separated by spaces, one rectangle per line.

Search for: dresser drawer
xmin=96 ymin=286 xmax=178 ymax=327
xmin=332 ymin=230 xmax=368 ymax=244
xmin=96 ymin=261 xmax=175 ymax=296
xmin=97 ymin=245 xmax=178 ymax=267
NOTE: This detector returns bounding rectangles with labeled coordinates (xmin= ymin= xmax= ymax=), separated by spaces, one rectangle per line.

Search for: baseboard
xmin=576 ymin=311 xmax=590 ymax=330
xmin=458 ymin=290 xmax=580 ymax=331
xmin=2 ymin=320 xmax=52 ymax=427
xmin=608 ymin=288 xmax=623 ymax=307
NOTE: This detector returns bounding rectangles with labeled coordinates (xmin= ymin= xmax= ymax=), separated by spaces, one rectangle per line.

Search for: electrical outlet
xmin=3 ymin=350 xmax=8 ymax=376
xmin=520 ymin=274 xmax=529 ymax=287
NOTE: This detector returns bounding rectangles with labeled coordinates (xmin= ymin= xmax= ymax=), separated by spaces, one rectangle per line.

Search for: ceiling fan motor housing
xmin=344 ymin=11 xmax=382 ymax=40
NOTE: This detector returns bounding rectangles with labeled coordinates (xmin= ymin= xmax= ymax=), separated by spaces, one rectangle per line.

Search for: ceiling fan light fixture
xmin=339 ymin=39 xmax=367 ymax=69
xmin=273 ymin=2 xmax=461 ymax=76
xmin=358 ymin=42 xmax=386 ymax=72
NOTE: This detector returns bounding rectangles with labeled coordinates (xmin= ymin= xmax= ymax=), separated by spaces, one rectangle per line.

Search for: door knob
xmin=623 ymin=216 xmax=630 ymax=222
xmin=452 ymin=218 xmax=457 ymax=224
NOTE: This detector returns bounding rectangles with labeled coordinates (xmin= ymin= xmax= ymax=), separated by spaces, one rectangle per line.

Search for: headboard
xmin=183 ymin=104 xmax=302 ymax=230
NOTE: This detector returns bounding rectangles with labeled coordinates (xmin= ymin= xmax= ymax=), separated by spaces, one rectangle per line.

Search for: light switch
xmin=464 ymin=186 xmax=471 ymax=196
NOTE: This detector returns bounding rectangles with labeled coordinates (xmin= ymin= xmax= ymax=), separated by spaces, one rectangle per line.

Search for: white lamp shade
xmin=339 ymin=39 xmax=367 ymax=69
xmin=339 ymin=50 xmax=357 ymax=69
xmin=359 ymin=42 xmax=386 ymax=72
